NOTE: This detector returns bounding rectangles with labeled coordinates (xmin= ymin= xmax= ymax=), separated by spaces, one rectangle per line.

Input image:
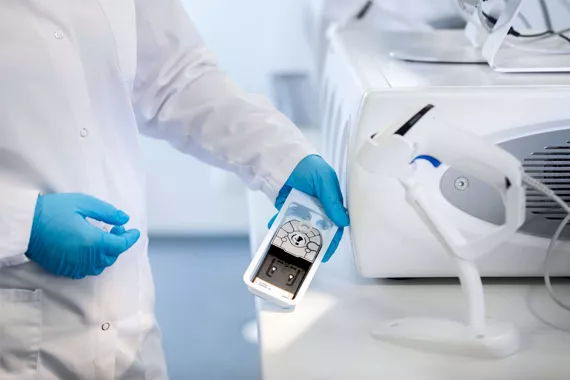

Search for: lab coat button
xmin=101 ymin=323 xmax=111 ymax=331
xmin=80 ymin=128 xmax=89 ymax=138
xmin=54 ymin=30 xmax=65 ymax=40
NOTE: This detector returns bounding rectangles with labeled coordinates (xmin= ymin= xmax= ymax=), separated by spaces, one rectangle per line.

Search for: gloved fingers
xmin=268 ymin=214 xmax=278 ymax=229
xmin=110 ymin=225 xmax=126 ymax=235
xmin=100 ymin=229 xmax=141 ymax=257
xmin=56 ymin=257 xmax=87 ymax=280
xmin=89 ymin=266 xmax=105 ymax=277
xmin=69 ymin=253 xmax=100 ymax=279
xmin=67 ymin=226 xmax=138 ymax=278
xmin=103 ymin=254 xmax=120 ymax=268
xmin=322 ymin=228 xmax=344 ymax=263
xmin=277 ymin=175 xmax=349 ymax=228
xmin=282 ymin=156 xmax=349 ymax=227
xmin=95 ymin=254 xmax=119 ymax=272
xmin=315 ymin=172 xmax=350 ymax=228
xmin=90 ymin=249 xmax=119 ymax=276
xmin=274 ymin=186 xmax=292 ymax=212
xmin=76 ymin=194 xmax=130 ymax=226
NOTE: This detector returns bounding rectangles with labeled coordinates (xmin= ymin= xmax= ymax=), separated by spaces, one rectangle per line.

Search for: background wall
xmin=182 ymin=0 xmax=313 ymax=95
xmin=141 ymin=0 xmax=314 ymax=236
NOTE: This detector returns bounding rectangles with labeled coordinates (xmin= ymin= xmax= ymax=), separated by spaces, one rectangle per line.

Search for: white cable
xmin=522 ymin=174 xmax=570 ymax=312
xmin=480 ymin=4 xmax=570 ymax=56
xmin=544 ymin=215 xmax=570 ymax=312
xmin=477 ymin=1 xmax=494 ymax=33
xmin=460 ymin=0 xmax=530 ymax=27
xmin=477 ymin=0 xmax=570 ymax=54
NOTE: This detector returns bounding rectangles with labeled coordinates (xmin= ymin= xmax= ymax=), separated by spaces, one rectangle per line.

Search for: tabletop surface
xmin=247 ymin=189 xmax=570 ymax=380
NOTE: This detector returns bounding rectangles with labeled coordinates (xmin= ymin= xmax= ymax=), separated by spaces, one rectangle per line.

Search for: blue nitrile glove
xmin=269 ymin=155 xmax=350 ymax=262
xmin=26 ymin=193 xmax=140 ymax=279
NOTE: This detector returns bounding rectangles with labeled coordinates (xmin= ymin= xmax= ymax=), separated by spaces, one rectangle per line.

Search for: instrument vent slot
xmin=524 ymin=141 xmax=570 ymax=220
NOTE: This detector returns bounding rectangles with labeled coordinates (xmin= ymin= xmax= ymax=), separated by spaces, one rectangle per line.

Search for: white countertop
xmin=247 ymin=190 xmax=570 ymax=380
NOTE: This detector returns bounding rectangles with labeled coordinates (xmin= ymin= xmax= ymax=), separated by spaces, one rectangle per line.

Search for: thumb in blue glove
xmin=270 ymin=155 xmax=350 ymax=262
xmin=26 ymin=193 xmax=140 ymax=279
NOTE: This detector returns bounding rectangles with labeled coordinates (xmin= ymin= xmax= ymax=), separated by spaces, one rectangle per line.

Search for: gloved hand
xmin=26 ymin=193 xmax=140 ymax=279
xmin=270 ymin=155 xmax=350 ymax=262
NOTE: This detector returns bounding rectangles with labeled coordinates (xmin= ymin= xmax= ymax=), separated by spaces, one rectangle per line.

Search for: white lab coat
xmin=0 ymin=0 xmax=315 ymax=379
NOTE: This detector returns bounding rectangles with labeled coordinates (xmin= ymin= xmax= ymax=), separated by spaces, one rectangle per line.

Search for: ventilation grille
xmin=524 ymin=140 xmax=570 ymax=220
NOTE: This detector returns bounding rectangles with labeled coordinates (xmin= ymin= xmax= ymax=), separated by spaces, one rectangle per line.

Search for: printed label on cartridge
xmin=245 ymin=191 xmax=340 ymax=306
xmin=272 ymin=220 xmax=322 ymax=263
xmin=253 ymin=277 xmax=294 ymax=300
xmin=251 ymin=199 xmax=336 ymax=300
xmin=270 ymin=201 xmax=333 ymax=263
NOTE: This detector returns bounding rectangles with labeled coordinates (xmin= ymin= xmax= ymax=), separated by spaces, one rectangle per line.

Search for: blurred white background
xmin=141 ymin=0 xmax=314 ymax=237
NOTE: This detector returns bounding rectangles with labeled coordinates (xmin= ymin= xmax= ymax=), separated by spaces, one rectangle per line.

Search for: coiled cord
xmin=523 ymin=174 xmax=570 ymax=311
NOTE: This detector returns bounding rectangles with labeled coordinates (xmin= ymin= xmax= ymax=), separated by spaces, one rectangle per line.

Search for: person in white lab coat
xmin=0 ymin=1 xmax=349 ymax=379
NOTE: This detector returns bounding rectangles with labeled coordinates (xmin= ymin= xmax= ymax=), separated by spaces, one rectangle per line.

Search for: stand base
xmin=372 ymin=317 xmax=520 ymax=359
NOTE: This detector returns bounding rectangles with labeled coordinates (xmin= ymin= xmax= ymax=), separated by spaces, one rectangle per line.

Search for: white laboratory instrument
xmin=389 ymin=0 xmax=486 ymax=64
xmin=244 ymin=189 xmax=339 ymax=308
xmin=320 ymin=24 xmax=570 ymax=278
xmin=481 ymin=0 xmax=570 ymax=73
xmin=391 ymin=0 xmax=570 ymax=72
xmin=303 ymin=0 xmax=464 ymax=81
xmin=357 ymin=104 xmax=525 ymax=358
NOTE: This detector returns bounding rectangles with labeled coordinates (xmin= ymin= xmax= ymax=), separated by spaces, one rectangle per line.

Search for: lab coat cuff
xmin=0 ymin=184 xmax=39 ymax=266
xmin=0 ymin=254 xmax=31 ymax=268
xmin=262 ymin=146 xmax=318 ymax=201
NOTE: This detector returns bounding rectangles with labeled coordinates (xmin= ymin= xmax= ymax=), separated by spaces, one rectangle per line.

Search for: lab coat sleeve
xmin=0 ymin=183 xmax=37 ymax=267
xmin=132 ymin=0 xmax=317 ymax=200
